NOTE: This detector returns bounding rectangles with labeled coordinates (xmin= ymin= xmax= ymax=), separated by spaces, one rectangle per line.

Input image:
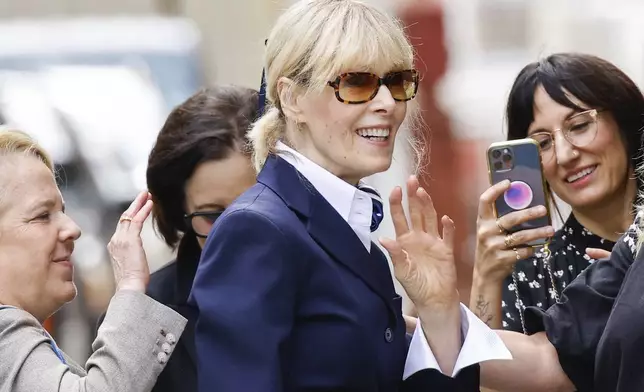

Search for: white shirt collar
xmin=275 ymin=141 xmax=374 ymax=251
xmin=276 ymin=141 xmax=357 ymax=221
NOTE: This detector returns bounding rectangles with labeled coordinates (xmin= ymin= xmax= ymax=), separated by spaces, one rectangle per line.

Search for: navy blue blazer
xmin=189 ymin=155 xmax=479 ymax=391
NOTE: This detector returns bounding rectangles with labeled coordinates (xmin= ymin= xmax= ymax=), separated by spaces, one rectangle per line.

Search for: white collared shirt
xmin=277 ymin=142 xmax=374 ymax=251
xmin=275 ymin=141 xmax=512 ymax=378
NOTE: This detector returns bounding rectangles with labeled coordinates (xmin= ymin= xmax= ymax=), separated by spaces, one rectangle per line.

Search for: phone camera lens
xmin=494 ymin=161 xmax=503 ymax=170
xmin=502 ymin=154 xmax=512 ymax=163
xmin=492 ymin=150 xmax=501 ymax=159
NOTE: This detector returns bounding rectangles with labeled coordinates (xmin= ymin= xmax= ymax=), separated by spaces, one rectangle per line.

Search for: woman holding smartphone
xmin=469 ymin=52 xmax=644 ymax=333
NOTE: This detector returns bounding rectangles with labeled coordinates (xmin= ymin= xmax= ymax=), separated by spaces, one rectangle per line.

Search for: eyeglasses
xmin=327 ymin=69 xmax=419 ymax=104
xmin=528 ymin=109 xmax=600 ymax=162
xmin=184 ymin=211 xmax=224 ymax=238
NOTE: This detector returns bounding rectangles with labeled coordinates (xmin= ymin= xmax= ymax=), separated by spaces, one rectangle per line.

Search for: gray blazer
xmin=0 ymin=290 xmax=187 ymax=392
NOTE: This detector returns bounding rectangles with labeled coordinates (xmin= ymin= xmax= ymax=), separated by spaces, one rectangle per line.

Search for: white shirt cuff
xmin=402 ymin=303 xmax=512 ymax=379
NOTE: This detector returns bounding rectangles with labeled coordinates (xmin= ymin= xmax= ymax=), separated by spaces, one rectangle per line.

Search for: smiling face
xmin=527 ymin=86 xmax=631 ymax=210
xmin=283 ymin=72 xmax=409 ymax=184
xmin=259 ymin=0 xmax=416 ymax=183
xmin=0 ymin=155 xmax=81 ymax=321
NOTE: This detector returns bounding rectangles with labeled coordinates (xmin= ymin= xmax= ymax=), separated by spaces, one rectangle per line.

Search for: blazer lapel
xmin=258 ymin=156 xmax=397 ymax=315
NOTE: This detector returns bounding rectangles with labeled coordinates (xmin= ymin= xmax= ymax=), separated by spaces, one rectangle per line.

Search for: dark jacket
xmin=188 ymin=155 xmax=479 ymax=391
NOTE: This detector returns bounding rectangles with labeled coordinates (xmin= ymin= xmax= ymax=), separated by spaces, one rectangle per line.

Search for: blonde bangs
xmin=253 ymin=0 xmax=418 ymax=170
xmin=274 ymin=0 xmax=414 ymax=95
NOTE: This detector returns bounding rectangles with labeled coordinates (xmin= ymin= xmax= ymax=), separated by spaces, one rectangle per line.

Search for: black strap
xmin=256 ymin=38 xmax=268 ymax=120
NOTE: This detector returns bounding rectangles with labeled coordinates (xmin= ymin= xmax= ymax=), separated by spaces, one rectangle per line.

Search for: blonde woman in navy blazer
xmin=189 ymin=1 xmax=510 ymax=391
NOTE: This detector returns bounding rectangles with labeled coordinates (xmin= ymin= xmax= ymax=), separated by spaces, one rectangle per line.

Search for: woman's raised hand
xmin=380 ymin=176 xmax=462 ymax=374
xmin=107 ymin=191 xmax=154 ymax=293
xmin=379 ymin=176 xmax=459 ymax=318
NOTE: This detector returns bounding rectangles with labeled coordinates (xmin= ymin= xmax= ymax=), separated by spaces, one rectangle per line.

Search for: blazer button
xmin=157 ymin=352 xmax=168 ymax=364
xmin=384 ymin=327 xmax=394 ymax=343
xmin=162 ymin=342 xmax=172 ymax=354
xmin=166 ymin=333 xmax=177 ymax=345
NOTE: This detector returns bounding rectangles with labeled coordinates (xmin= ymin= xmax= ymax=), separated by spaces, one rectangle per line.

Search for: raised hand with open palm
xmin=379 ymin=175 xmax=461 ymax=375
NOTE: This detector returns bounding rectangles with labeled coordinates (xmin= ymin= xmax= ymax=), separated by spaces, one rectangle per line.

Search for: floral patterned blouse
xmin=502 ymin=214 xmax=616 ymax=332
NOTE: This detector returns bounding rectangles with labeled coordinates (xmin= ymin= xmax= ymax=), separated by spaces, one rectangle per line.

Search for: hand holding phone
xmin=472 ymin=139 xmax=556 ymax=285
xmin=486 ymin=139 xmax=553 ymax=247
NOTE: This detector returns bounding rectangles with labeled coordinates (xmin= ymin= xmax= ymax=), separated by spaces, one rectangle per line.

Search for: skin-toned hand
xmin=380 ymin=176 xmax=461 ymax=375
xmin=474 ymin=180 xmax=555 ymax=282
xmin=107 ymin=191 xmax=154 ymax=293
xmin=379 ymin=176 xmax=458 ymax=314
xmin=403 ymin=315 xmax=418 ymax=334
xmin=470 ymin=180 xmax=555 ymax=328
xmin=586 ymin=247 xmax=611 ymax=260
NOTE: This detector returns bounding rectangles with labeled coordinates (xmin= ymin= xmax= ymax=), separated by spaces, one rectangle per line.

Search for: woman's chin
xmin=352 ymin=157 xmax=394 ymax=181
xmin=58 ymin=282 xmax=78 ymax=304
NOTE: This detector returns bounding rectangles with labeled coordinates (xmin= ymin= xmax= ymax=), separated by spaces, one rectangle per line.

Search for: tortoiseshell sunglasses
xmin=327 ymin=69 xmax=419 ymax=104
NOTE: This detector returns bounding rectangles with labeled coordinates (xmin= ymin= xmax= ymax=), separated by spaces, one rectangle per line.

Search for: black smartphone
xmin=486 ymin=139 xmax=552 ymax=247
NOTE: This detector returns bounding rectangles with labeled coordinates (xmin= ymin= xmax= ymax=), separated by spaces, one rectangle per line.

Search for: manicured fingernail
xmin=546 ymin=226 xmax=555 ymax=235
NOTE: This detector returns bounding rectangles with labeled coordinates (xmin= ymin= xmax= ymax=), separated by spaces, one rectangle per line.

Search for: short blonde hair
xmin=248 ymin=0 xmax=416 ymax=172
xmin=0 ymin=129 xmax=53 ymax=172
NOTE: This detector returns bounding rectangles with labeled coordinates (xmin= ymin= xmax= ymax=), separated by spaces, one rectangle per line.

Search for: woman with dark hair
xmin=469 ymin=52 xmax=644 ymax=334
xmin=142 ymin=85 xmax=258 ymax=392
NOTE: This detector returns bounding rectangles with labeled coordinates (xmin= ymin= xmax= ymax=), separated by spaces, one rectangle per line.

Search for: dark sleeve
xmin=402 ymin=365 xmax=480 ymax=391
xmin=189 ymin=209 xmax=303 ymax=392
xmin=522 ymin=229 xmax=637 ymax=391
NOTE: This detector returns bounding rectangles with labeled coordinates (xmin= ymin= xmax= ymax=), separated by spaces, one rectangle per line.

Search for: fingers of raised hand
xmin=388 ymin=186 xmax=409 ymax=237
xmin=132 ymin=198 xmax=153 ymax=227
xmin=110 ymin=192 xmax=153 ymax=256
xmin=478 ymin=180 xmax=511 ymax=218
xmin=417 ymin=186 xmax=438 ymax=236
xmin=441 ymin=215 xmax=455 ymax=248
xmin=118 ymin=192 xmax=152 ymax=228
xmin=390 ymin=176 xmax=452 ymax=243
xmin=406 ymin=176 xmax=424 ymax=231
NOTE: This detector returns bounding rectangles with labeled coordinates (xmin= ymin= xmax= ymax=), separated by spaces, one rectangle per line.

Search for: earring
xmin=572 ymin=150 xmax=579 ymax=157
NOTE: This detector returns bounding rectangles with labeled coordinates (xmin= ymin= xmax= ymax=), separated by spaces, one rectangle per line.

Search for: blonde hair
xmin=0 ymin=129 xmax=53 ymax=171
xmin=248 ymin=0 xmax=417 ymax=172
